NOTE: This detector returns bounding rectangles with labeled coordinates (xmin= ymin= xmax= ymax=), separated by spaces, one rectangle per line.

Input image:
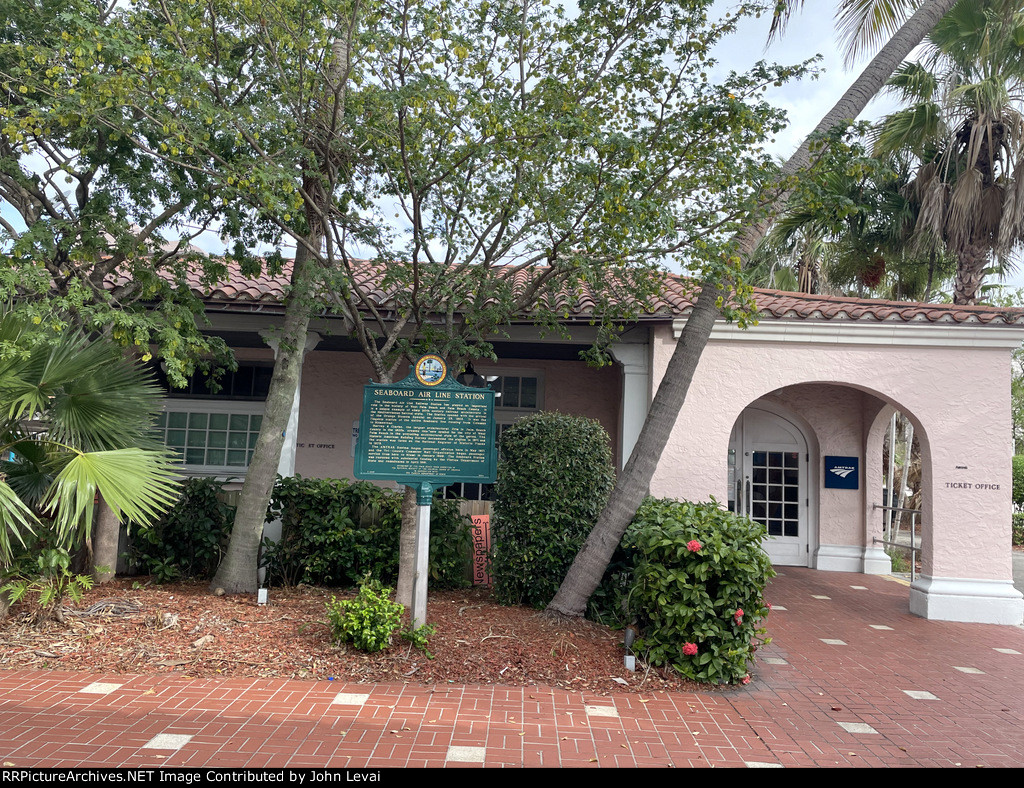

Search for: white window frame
xmin=443 ymin=368 xmax=544 ymax=501
xmin=477 ymin=367 xmax=545 ymax=425
xmin=157 ymin=399 xmax=266 ymax=478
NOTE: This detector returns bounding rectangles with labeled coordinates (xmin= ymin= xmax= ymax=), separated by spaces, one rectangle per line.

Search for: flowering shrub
xmin=624 ymin=498 xmax=774 ymax=684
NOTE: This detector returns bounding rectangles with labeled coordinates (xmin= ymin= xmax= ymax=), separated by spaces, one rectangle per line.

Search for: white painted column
xmin=411 ymin=482 xmax=433 ymax=628
xmin=609 ymin=341 xmax=651 ymax=469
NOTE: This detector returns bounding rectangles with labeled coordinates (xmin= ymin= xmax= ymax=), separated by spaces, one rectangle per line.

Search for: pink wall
xmin=649 ymin=325 xmax=1015 ymax=582
xmin=293 ymin=352 xmax=622 ymax=481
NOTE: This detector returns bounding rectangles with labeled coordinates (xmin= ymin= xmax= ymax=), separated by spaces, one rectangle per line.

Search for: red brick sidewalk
xmin=2 ymin=568 xmax=1023 ymax=768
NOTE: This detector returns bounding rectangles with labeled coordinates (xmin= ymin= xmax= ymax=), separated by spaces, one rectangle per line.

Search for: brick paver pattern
xmin=2 ymin=568 xmax=1023 ymax=768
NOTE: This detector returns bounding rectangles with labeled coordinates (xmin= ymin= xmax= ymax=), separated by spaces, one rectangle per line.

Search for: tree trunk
xmin=546 ymin=0 xmax=959 ymax=618
xmin=953 ymin=242 xmax=989 ymax=304
xmin=210 ymin=245 xmax=317 ymax=594
xmin=211 ymin=25 xmax=352 ymax=594
xmin=92 ymin=497 xmax=121 ymax=584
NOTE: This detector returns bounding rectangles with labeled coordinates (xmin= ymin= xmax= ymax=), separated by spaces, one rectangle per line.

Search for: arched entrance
xmin=728 ymin=405 xmax=813 ymax=566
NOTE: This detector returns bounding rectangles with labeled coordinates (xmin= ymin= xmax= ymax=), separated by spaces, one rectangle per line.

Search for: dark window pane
xmin=166 ymin=430 xmax=186 ymax=447
xmin=521 ymin=377 xmax=538 ymax=408
xmin=503 ymin=377 xmax=520 ymax=407
xmin=232 ymin=366 xmax=255 ymax=397
xmin=253 ymin=367 xmax=273 ymax=398
xmin=784 ymin=520 xmax=799 ymax=537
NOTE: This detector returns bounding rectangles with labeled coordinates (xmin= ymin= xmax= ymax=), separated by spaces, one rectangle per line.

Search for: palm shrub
xmin=490 ymin=411 xmax=614 ymax=609
xmin=626 ymin=498 xmax=774 ymax=684
xmin=0 ymin=312 xmax=179 ymax=572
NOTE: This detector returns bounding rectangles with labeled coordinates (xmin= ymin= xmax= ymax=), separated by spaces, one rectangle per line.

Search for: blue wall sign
xmin=824 ymin=456 xmax=860 ymax=489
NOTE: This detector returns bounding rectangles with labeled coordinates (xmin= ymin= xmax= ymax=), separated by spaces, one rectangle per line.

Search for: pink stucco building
xmin=164 ymin=267 xmax=1024 ymax=625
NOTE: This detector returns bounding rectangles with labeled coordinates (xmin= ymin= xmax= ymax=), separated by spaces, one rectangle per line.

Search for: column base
xmin=815 ymin=544 xmax=891 ymax=573
xmin=910 ymin=575 xmax=1024 ymax=625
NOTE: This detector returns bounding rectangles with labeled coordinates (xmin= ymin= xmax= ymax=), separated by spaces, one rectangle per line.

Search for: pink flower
xmin=741 ymin=675 xmax=751 ymax=685
xmin=766 ymin=602 xmax=773 ymax=611
xmin=734 ymin=608 xmax=744 ymax=624
xmin=686 ymin=540 xmax=702 ymax=553
xmin=682 ymin=642 xmax=698 ymax=656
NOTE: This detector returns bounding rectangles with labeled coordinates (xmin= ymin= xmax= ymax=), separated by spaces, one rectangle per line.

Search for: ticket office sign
xmin=354 ymin=356 xmax=497 ymax=489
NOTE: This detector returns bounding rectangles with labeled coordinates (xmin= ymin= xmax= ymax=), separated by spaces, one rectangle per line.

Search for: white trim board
xmin=674 ymin=319 xmax=1024 ymax=349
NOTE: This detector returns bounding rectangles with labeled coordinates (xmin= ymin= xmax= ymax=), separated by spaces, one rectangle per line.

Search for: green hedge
xmin=490 ymin=411 xmax=615 ymax=609
xmin=262 ymin=476 xmax=471 ymax=589
xmin=1013 ymin=512 xmax=1024 ymax=546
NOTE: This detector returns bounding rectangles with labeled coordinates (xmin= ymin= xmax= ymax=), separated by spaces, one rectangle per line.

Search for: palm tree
xmin=0 ymin=312 xmax=180 ymax=578
xmin=873 ymin=1 xmax=1024 ymax=304
xmin=750 ymin=139 xmax=958 ymax=300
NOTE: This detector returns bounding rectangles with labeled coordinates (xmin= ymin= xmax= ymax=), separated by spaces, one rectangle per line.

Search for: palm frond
xmin=43 ymin=448 xmax=181 ymax=547
xmin=837 ymin=0 xmax=914 ymax=68
xmin=873 ymin=104 xmax=945 ymax=159
xmin=946 ymin=167 xmax=984 ymax=252
xmin=0 ymin=480 xmax=38 ymax=568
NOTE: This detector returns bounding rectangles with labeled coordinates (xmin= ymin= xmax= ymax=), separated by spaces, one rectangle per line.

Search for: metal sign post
xmin=412 ymin=481 xmax=433 ymax=629
xmin=355 ymin=355 xmax=497 ymax=628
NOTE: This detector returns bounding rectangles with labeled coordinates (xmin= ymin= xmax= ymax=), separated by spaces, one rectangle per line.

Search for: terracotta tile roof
xmin=185 ymin=260 xmax=1024 ymax=326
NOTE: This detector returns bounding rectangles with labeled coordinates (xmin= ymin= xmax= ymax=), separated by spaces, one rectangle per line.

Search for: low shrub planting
xmin=624 ymin=498 xmax=774 ymax=685
xmin=1015 ymin=456 xmax=1024 ymax=510
xmin=132 ymin=478 xmax=235 ymax=582
xmin=263 ymin=476 xmax=471 ymax=589
xmin=1013 ymin=512 xmax=1024 ymax=546
xmin=325 ymin=576 xmax=404 ymax=652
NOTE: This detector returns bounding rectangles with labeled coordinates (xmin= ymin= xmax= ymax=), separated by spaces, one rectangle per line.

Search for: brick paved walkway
xmin=2 ymin=568 xmax=1023 ymax=768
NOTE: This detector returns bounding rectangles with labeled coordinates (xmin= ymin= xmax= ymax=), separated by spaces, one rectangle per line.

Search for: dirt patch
xmin=0 ymin=579 xmax=708 ymax=696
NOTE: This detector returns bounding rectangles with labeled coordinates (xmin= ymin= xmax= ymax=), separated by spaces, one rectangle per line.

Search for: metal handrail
xmin=872 ymin=502 xmax=922 ymax=582
xmin=872 ymin=504 xmax=921 ymax=515
xmin=872 ymin=537 xmax=919 ymax=582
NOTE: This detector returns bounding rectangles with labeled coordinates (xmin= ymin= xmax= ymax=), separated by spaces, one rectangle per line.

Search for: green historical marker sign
xmin=354 ymin=355 xmax=497 ymax=500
